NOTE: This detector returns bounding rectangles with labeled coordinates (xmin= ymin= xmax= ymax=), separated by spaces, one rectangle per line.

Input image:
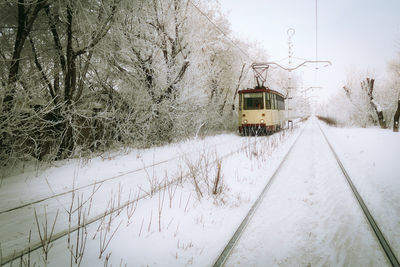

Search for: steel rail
xmin=212 ymin=124 xmax=306 ymax=267
xmin=318 ymin=123 xmax=400 ymax=267
xmin=0 ymin=139 xmax=236 ymax=215
xmin=0 ymin=159 xmax=168 ymax=215
xmin=0 ymin=136 xmax=259 ymax=266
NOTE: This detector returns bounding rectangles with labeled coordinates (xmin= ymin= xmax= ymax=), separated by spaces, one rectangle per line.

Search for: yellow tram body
xmin=238 ymin=88 xmax=285 ymax=135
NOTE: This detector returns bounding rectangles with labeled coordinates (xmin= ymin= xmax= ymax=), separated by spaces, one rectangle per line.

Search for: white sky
xmin=218 ymin=0 xmax=400 ymax=101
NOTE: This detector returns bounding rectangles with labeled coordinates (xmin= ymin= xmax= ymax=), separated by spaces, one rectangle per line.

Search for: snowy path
xmin=0 ymin=135 xmax=244 ymax=263
xmin=324 ymin=125 xmax=400 ymax=261
xmin=226 ymin=118 xmax=389 ymax=266
xmin=1 ymin=118 xmax=398 ymax=266
xmin=0 ymin=125 xmax=304 ymax=266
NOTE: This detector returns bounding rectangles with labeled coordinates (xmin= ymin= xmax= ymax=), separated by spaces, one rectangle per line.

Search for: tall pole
xmin=287 ymin=28 xmax=295 ymax=128
xmin=315 ymin=0 xmax=318 ymax=64
xmin=315 ymin=0 xmax=319 ymax=86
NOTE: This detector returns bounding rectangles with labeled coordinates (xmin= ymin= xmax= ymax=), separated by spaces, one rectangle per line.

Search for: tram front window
xmin=243 ymin=93 xmax=264 ymax=110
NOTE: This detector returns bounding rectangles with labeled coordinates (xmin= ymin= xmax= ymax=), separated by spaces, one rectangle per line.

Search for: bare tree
xmin=389 ymin=63 xmax=400 ymax=132
xmin=394 ymin=99 xmax=400 ymax=132
xmin=231 ymin=64 xmax=247 ymax=110
xmin=2 ymin=0 xmax=48 ymax=113
xmin=43 ymin=0 xmax=119 ymax=157
xmin=0 ymin=0 xmax=262 ymax=166
xmin=340 ymin=73 xmax=382 ymax=128
xmin=361 ymin=78 xmax=386 ymax=128
xmin=0 ymin=0 xmax=121 ymax=163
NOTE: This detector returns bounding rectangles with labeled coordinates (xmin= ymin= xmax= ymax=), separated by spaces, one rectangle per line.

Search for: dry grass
xmin=316 ymin=116 xmax=337 ymax=126
xmin=183 ymin=149 xmax=227 ymax=200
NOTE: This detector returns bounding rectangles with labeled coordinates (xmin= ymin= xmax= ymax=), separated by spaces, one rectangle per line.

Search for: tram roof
xmin=238 ymin=88 xmax=284 ymax=97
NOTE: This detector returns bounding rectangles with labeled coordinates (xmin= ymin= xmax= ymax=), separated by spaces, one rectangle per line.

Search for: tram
xmin=238 ymin=88 xmax=285 ymax=135
xmin=238 ymin=63 xmax=286 ymax=136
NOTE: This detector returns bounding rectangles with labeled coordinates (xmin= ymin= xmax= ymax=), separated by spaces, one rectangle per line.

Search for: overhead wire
xmin=188 ymin=0 xmax=282 ymax=89
xmin=187 ymin=0 xmax=255 ymax=62
xmin=315 ymin=0 xmax=319 ymax=85
xmin=315 ymin=0 xmax=318 ymax=64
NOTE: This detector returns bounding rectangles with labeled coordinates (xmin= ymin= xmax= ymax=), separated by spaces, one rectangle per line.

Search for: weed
xmin=138 ymin=217 xmax=144 ymax=237
xmin=34 ymin=207 xmax=59 ymax=263
xmin=98 ymin=217 xmax=122 ymax=259
xmin=212 ymin=160 xmax=223 ymax=195
xmin=126 ymin=190 xmax=139 ymax=226
xmin=158 ymin=185 xmax=166 ymax=232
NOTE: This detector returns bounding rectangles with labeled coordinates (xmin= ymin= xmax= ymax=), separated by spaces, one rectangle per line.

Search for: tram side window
xmin=271 ymin=94 xmax=276 ymax=110
xmin=265 ymin=93 xmax=271 ymax=109
xmin=239 ymin=94 xmax=242 ymax=111
xmin=243 ymin=93 xmax=264 ymax=110
xmin=276 ymin=96 xmax=280 ymax=110
xmin=277 ymin=95 xmax=284 ymax=110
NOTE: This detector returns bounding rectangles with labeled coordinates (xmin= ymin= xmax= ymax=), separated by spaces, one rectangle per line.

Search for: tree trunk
xmin=232 ymin=64 xmax=246 ymax=110
xmin=376 ymin=109 xmax=386 ymax=129
xmin=362 ymin=78 xmax=386 ymax=129
xmin=394 ymin=99 xmax=400 ymax=132
xmin=3 ymin=0 xmax=47 ymax=112
xmin=64 ymin=3 xmax=74 ymax=105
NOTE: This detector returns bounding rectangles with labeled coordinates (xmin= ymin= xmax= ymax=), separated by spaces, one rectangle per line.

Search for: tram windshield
xmin=243 ymin=93 xmax=264 ymax=110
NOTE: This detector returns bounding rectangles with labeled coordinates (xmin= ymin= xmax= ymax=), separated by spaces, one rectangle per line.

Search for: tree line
xmin=0 ymin=0 xmax=266 ymax=166
xmin=318 ymin=58 xmax=400 ymax=130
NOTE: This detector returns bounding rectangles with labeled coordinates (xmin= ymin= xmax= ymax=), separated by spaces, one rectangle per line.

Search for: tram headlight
xmin=260 ymin=119 xmax=265 ymax=124
xmin=243 ymin=119 xmax=248 ymax=124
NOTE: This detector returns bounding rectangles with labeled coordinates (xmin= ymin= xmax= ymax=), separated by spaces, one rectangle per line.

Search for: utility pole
xmin=251 ymin=22 xmax=332 ymax=128
xmin=287 ymin=28 xmax=295 ymax=129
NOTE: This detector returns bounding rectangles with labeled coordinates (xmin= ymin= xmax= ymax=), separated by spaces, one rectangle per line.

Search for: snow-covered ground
xmin=227 ymin=118 xmax=397 ymax=266
xmin=323 ymin=122 xmax=400 ymax=263
xmin=0 ymin=123 xmax=302 ymax=266
xmin=0 ymin=117 xmax=399 ymax=266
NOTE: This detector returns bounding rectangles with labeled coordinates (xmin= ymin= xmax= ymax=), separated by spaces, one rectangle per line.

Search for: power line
xmin=188 ymin=0 xmax=283 ymax=88
xmin=315 ymin=0 xmax=318 ymax=61
xmin=187 ymin=0 xmax=254 ymax=62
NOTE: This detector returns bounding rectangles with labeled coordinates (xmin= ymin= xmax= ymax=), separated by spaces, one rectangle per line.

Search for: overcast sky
xmin=218 ymin=0 xmax=400 ymax=101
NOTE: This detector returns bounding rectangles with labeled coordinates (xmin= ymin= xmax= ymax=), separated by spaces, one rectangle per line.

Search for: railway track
xmin=213 ymin=119 xmax=399 ymax=267
xmin=0 ymin=142 xmax=242 ymax=266
xmin=0 ymin=138 xmax=237 ymax=215
xmin=318 ymin=123 xmax=400 ymax=267
xmin=212 ymin=124 xmax=306 ymax=267
xmin=0 ymin=128 xmax=300 ymax=266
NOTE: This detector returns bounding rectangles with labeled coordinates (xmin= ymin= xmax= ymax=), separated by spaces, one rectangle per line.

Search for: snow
xmin=0 ymin=128 xmax=302 ymax=266
xmin=1 ymin=117 xmax=399 ymax=266
xmin=321 ymin=123 xmax=400 ymax=259
xmin=226 ymin=118 xmax=391 ymax=266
